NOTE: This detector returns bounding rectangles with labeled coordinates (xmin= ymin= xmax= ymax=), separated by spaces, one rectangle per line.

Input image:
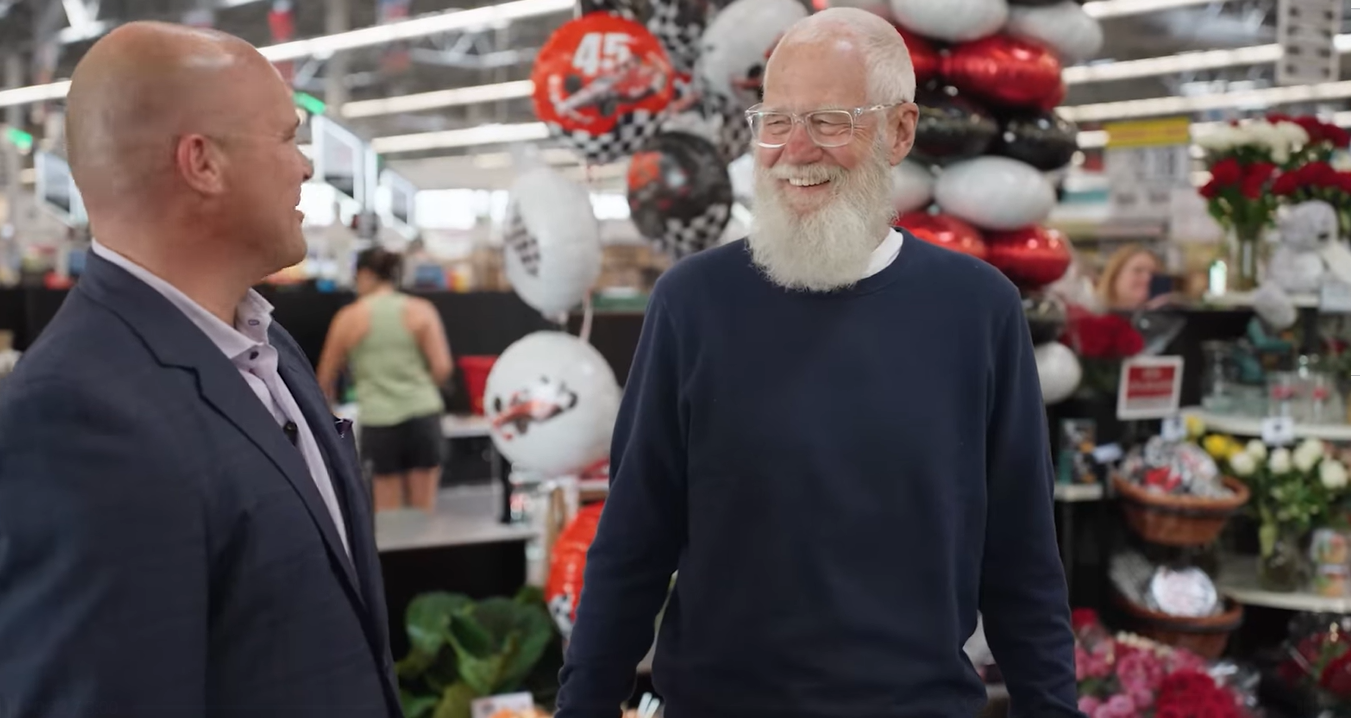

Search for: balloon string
xmin=578 ymin=291 xmax=594 ymax=344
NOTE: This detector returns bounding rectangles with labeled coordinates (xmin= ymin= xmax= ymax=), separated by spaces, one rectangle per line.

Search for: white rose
xmin=1272 ymin=142 xmax=1292 ymax=164
xmin=1246 ymin=440 xmax=1269 ymax=460
xmin=1239 ymin=121 xmax=1279 ymax=149
xmin=1229 ymin=451 xmax=1258 ymax=476
xmin=1293 ymin=440 xmax=1324 ymax=472
xmin=1320 ymin=459 xmax=1349 ymax=489
xmin=1270 ymin=447 xmax=1293 ymax=475
xmin=1275 ymin=121 xmax=1311 ymax=147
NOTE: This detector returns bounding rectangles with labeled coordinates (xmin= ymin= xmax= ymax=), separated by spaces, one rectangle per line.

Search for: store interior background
xmin=0 ymin=0 xmax=1353 ymax=716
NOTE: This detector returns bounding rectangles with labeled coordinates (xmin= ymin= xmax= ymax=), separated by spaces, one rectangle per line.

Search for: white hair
xmin=772 ymin=7 xmax=917 ymax=104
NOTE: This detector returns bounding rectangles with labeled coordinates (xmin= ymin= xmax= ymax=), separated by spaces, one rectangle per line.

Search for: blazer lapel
xmin=76 ymin=255 xmax=368 ymax=614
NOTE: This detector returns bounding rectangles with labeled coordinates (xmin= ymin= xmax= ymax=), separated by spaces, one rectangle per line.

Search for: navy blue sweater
xmin=558 ymin=232 xmax=1080 ymax=718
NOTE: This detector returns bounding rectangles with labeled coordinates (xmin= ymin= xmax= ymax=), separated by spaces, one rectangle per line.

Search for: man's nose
xmin=782 ymin=121 xmax=823 ymax=165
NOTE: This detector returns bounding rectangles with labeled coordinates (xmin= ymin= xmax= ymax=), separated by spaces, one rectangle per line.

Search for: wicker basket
xmin=1112 ymin=592 xmax=1245 ymax=659
xmin=1112 ymin=474 xmax=1251 ymax=547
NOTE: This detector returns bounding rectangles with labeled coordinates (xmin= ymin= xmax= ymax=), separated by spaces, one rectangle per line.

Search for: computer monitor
xmin=34 ymin=152 xmax=87 ymax=227
xmin=311 ymin=115 xmax=372 ymax=209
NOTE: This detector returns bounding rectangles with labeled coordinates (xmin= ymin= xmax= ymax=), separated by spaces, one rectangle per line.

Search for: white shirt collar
xmin=861 ymin=228 xmax=902 ymax=279
xmin=90 ymin=239 xmax=275 ymax=359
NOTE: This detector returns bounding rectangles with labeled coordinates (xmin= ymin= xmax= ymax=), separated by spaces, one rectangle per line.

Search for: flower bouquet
xmin=1270 ymin=613 xmax=1349 ymax=717
xmin=1272 ymin=161 xmax=1352 ymax=238
xmin=1208 ymin=436 xmax=1350 ymax=591
xmin=1065 ymin=310 xmax=1146 ymax=397
xmin=1073 ymin=609 xmax=1250 ymax=718
xmin=1196 ymin=118 xmax=1310 ymax=290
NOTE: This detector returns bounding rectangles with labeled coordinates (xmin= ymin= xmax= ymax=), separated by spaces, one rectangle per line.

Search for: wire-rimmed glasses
xmin=744 ymin=102 xmax=905 ymax=149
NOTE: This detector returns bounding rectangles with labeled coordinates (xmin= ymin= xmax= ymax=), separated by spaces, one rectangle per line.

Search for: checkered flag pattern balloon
xmin=532 ymin=13 xmax=676 ymax=166
xmin=502 ymin=200 xmax=540 ymax=277
xmin=627 ymin=131 xmax=734 ymax=261
xmin=646 ymin=0 xmax=714 ymax=75
xmin=699 ymin=90 xmax=751 ymax=165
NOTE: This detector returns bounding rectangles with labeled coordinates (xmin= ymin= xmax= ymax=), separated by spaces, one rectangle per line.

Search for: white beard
xmin=748 ymin=135 xmax=896 ymax=292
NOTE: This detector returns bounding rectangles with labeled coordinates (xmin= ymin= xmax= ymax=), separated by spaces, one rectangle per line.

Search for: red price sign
xmin=531 ymin=13 xmax=674 ymax=136
xmin=1117 ymin=356 xmax=1184 ymax=420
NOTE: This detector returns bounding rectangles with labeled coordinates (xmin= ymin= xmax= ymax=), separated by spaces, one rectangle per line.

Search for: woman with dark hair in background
xmin=317 ymin=248 xmax=453 ymax=512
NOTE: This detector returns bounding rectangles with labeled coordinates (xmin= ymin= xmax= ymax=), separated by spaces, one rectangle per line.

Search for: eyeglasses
xmin=744 ymin=102 xmax=905 ymax=149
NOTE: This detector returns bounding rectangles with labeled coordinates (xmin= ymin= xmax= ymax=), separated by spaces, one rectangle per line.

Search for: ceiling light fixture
xmin=1065 ymin=35 xmax=1350 ymax=84
xmin=342 ymin=80 xmax=535 ymax=118
xmin=370 ymin=122 xmax=550 ymax=153
xmin=1057 ymin=81 xmax=1351 ymax=123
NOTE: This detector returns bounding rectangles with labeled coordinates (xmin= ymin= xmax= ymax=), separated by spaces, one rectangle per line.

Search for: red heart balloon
xmin=943 ymin=35 xmax=1063 ymax=109
xmin=896 ymin=26 xmax=941 ymax=81
xmin=899 ymin=211 xmax=988 ymax=261
xmin=985 ymin=225 xmax=1072 ymax=289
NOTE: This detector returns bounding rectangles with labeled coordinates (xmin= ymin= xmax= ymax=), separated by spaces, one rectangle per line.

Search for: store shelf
xmin=1184 ymin=407 xmax=1350 ymax=442
xmin=1216 ymin=554 xmax=1350 ymax=614
xmin=1055 ymin=483 xmax=1105 ymax=502
xmin=443 ymin=413 xmax=492 ymax=439
xmin=375 ymin=485 xmax=537 ymax=553
xmin=1202 ymin=291 xmax=1320 ymax=308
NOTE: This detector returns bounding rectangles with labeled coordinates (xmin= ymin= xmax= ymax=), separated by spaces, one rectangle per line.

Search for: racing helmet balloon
xmin=503 ymin=166 xmax=603 ymax=317
xmin=532 ymin=13 xmax=676 ymax=165
xmin=578 ymin=0 xmax=652 ymax=23
xmin=693 ymin=0 xmax=807 ymax=111
xmin=484 ymin=331 xmax=622 ymax=478
xmin=627 ymin=131 xmax=734 ymax=260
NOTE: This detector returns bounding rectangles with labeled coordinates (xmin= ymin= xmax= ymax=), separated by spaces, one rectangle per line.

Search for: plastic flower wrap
xmin=1120 ymin=436 xmax=1234 ymax=498
xmin=1275 ymin=613 xmax=1349 ymax=711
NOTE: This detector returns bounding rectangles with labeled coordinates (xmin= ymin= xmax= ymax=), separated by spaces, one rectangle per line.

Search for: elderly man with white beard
xmin=555 ymin=8 xmax=1081 ymax=718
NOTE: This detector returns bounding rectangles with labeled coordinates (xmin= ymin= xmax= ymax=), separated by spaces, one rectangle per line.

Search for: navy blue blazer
xmin=0 ymin=253 xmax=400 ymax=717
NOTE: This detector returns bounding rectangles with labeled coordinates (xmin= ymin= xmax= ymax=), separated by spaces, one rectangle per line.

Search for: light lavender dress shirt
xmin=90 ymin=240 xmax=352 ymax=559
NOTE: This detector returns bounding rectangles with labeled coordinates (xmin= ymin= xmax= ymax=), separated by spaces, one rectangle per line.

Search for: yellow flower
xmin=1185 ymin=414 xmax=1206 ymax=439
xmin=1203 ymin=434 xmax=1234 ymax=460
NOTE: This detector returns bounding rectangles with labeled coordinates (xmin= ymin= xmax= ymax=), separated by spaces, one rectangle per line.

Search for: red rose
xmin=1210 ymin=158 xmax=1243 ymax=186
xmin=1299 ymin=161 xmax=1331 ymax=185
xmin=1324 ymin=123 xmax=1350 ymax=148
xmin=1071 ymin=608 xmax=1099 ymax=630
xmin=1273 ymin=170 xmax=1300 ymax=197
xmin=1295 ymin=116 xmax=1326 ymax=144
xmin=1265 ymin=113 xmax=1291 ymax=124
xmin=1198 ymin=179 xmax=1222 ymax=199
xmin=1114 ymin=323 xmax=1146 ymax=356
xmin=1241 ymin=161 xmax=1275 ymax=199
xmin=1331 ymin=171 xmax=1350 ymax=193
xmin=1321 ymin=649 xmax=1349 ymax=697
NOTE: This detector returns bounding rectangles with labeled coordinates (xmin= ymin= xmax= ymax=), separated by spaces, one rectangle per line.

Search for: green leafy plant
xmin=397 ymin=586 xmax=562 ymax=718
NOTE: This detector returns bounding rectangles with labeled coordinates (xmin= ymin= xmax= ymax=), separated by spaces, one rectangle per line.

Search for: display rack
xmin=375 ymin=484 xmax=537 ymax=553
xmin=1215 ymin=554 xmax=1350 ymax=614
xmin=1182 ymin=407 xmax=1351 ymax=442
xmin=1054 ymin=483 xmax=1104 ymax=502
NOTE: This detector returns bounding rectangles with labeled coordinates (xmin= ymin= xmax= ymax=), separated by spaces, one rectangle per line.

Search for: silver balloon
xmin=1005 ymin=1 xmax=1104 ymax=64
xmin=824 ymin=0 xmax=892 ymax=16
xmin=1034 ymin=341 xmax=1082 ymax=405
xmin=503 ymin=166 xmax=603 ymax=317
xmin=891 ymin=160 xmax=934 ymax=216
xmin=889 ymin=0 xmax=1006 ymax=43
xmin=694 ymin=0 xmax=807 ymax=110
xmin=934 ymin=156 xmax=1056 ymax=231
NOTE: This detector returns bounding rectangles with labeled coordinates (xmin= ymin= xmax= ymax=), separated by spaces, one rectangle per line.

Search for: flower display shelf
xmin=1112 ymin=474 xmax=1251 ymax=547
xmin=1202 ymin=292 xmax=1322 ymax=309
xmin=1215 ymin=554 xmax=1350 ymax=614
xmin=1183 ymin=407 xmax=1350 ymax=443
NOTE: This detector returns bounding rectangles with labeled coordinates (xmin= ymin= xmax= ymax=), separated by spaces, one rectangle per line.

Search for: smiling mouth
xmin=786 ymin=177 xmax=831 ymax=188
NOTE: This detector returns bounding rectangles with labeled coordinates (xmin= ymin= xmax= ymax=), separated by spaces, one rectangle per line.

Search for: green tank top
xmin=349 ymin=292 xmax=445 ymax=428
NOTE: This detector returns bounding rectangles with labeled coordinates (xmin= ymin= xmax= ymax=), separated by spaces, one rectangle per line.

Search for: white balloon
xmin=892 ymin=161 xmax=934 ymax=216
xmin=1006 ymin=1 xmax=1104 ymax=64
xmin=1034 ymin=342 xmax=1082 ymax=405
xmin=484 ymin=331 xmax=622 ymax=477
xmin=890 ymin=0 xmax=1006 ymax=43
xmin=695 ymin=0 xmax=807 ymax=110
xmin=824 ymin=0 xmax=892 ymax=16
xmin=503 ymin=167 xmax=602 ymax=317
xmin=934 ymin=156 xmax=1056 ymax=231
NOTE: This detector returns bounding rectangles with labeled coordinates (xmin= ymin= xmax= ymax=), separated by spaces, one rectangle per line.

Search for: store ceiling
xmin=0 ymin=0 xmax=1351 ymax=185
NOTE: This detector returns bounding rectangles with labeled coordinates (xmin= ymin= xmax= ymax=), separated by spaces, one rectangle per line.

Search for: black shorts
xmin=360 ymin=414 xmax=445 ymax=476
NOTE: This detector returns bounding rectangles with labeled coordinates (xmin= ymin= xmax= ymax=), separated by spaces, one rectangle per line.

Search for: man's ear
xmin=889 ymin=102 xmax=919 ymax=165
xmin=175 ymin=133 xmax=227 ymax=196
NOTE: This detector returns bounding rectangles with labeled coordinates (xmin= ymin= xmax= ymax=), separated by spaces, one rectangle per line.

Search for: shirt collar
xmin=861 ymin=228 xmax=902 ymax=279
xmin=90 ymin=239 xmax=273 ymax=360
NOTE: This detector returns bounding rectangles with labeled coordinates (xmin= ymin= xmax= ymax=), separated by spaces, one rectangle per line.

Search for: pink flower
xmin=1115 ymin=649 xmax=1165 ymax=700
xmin=1164 ymin=648 xmax=1206 ymax=675
xmin=1129 ymin=687 xmax=1155 ymax=710
xmin=1093 ymin=694 xmax=1137 ymax=718
xmin=1078 ymin=696 xmax=1101 ymax=716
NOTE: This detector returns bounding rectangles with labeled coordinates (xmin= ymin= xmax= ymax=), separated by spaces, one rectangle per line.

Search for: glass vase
xmin=1225 ymin=224 xmax=1263 ymax=292
xmin=1259 ymin=524 xmax=1308 ymax=592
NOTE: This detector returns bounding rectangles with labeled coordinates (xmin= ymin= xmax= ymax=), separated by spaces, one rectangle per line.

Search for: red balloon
xmin=899 ymin=211 xmax=988 ymax=261
xmin=531 ymin=12 xmax=675 ymax=137
xmin=545 ymin=502 xmax=605 ymax=633
xmin=942 ymin=35 xmax=1063 ymax=109
xmin=986 ymin=225 xmax=1072 ymax=289
xmin=1037 ymin=82 xmax=1067 ymax=111
xmin=896 ymin=26 xmax=941 ymax=81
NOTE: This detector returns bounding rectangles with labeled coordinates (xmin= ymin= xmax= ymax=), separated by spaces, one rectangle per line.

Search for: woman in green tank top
xmin=317 ymin=249 xmax=453 ymax=512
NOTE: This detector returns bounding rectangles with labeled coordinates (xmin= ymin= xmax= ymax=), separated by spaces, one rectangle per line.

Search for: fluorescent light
xmin=370 ymin=122 xmax=550 ymax=153
xmin=1076 ymin=112 xmax=1353 ymax=149
xmin=0 ymin=0 xmax=573 ymax=109
xmin=1057 ymin=81 xmax=1352 ymax=123
xmin=1065 ymin=35 xmax=1350 ymax=84
xmin=471 ymin=147 xmax=581 ymax=169
xmin=259 ymin=0 xmax=574 ymax=62
xmin=1081 ymin=0 xmax=1217 ymax=19
xmin=342 ymin=80 xmax=534 ymax=119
